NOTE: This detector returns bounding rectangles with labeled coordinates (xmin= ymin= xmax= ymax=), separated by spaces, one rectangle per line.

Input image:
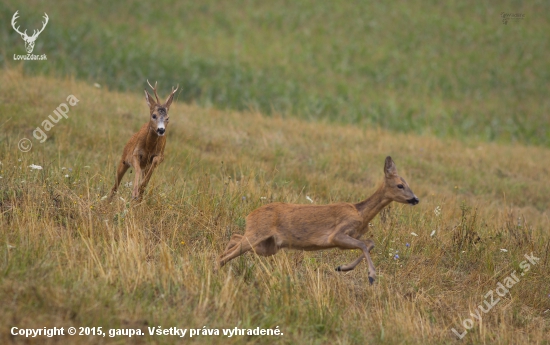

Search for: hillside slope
xmin=1 ymin=70 xmax=549 ymax=344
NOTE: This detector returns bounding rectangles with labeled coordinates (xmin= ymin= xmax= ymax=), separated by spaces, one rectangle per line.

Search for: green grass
xmin=1 ymin=0 xmax=549 ymax=145
xmin=1 ymin=70 xmax=549 ymax=344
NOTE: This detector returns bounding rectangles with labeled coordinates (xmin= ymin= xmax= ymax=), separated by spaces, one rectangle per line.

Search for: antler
xmin=146 ymin=80 xmax=160 ymax=104
xmin=11 ymin=11 xmax=49 ymax=40
xmin=30 ymin=13 xmax=49 ymax=39
xmin=11 ymin=10 xmax=27 ymax=38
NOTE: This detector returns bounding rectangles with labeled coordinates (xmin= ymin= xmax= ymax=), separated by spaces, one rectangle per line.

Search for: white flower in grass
xmin=430 ymin=230 xmax=436 ymax=237
xmin=64 ymin=174 xmax=69 ymax=178
xmin=410 ymin=232 xmax=418 ymax=237
xmin=29 ymin=164 xmax=42 ymax=170
xmin=434 ymin=206 xmax=441 ymax=217
xmin=100 ymin=195 xmax=108 ymax=201
xmin=306 ymin=196 xmax=314 ymax=203
xmin=500 ymin=249 xmax=508 ymax=252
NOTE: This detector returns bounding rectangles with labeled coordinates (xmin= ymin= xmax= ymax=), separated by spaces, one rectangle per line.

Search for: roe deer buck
xmin=218 ymin=156 xmax=419 ymax=284
xmin=110 ymin=81 xmax=178 ymax=201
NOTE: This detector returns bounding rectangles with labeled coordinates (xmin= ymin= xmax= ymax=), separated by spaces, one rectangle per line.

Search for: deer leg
xmin=336 ymin=239 xmax=375 ymax=272
xmin=131 ymin=156 xmax=143 ymax=200
xmin=138 ymin=165 xmax=153 ymax=197
xmin=138 ymin=156 xmax=161 ymax=198
xmin=218 ymin=236 xmax=266 ymax=268
xmin=223 ymin=234 xmax=243 ymax=253
xmin=110 ymin=160 xmax=129 ymax=199
xmin=331 ymin=234 xmax=377 ymax=284
xmin=336 ymin=255 xmax=363 ymax=272
xmin=214 ymin=234 xmax=243 ymax=272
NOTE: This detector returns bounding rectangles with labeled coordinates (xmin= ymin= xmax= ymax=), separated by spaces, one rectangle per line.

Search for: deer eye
xmin=397 ymin=184 xmax=404 ymax=189
xmin=152 ymin=114 xmax=157 ymax=119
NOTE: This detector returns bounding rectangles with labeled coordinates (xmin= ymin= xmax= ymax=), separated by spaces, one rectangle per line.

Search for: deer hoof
xmin=368 ymin=276 xmax=375 ymax=285
xmin=335 ymin=266 xmax=342 ymax=271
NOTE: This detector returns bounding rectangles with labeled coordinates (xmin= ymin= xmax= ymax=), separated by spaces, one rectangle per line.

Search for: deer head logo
xmin=11 ymin=11 xmax=49 ymax=54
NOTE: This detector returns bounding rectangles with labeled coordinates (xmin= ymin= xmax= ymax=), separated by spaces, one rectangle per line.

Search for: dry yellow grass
xmin=1 ymin=69 xmax=549 ymax=344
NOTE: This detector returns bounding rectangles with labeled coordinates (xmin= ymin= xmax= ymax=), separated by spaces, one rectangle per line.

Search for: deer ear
xmin=163 ymin=86 xmax=178 ymax=110
xmin=145 ymin=90 xmax=156 ymax=108
xmin=384 ymin=156 xmax=397 ymax=178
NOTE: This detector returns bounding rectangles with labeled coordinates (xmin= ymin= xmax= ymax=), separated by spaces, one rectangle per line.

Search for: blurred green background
xmin=1 ymin=0 xmax=548 ymax=145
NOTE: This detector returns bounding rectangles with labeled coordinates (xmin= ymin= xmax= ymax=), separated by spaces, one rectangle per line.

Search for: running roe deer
xmin=110 ymin=81 xmax=178 ymax=201
xmin=217 ymin=156 xmax=419 ymax=284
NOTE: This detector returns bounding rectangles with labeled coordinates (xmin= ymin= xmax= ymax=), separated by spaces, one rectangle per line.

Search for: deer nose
xmin=157 ymin=128 xmax=165 ymax=135
xmin=408 ymin=197 xmax=420 ymax=205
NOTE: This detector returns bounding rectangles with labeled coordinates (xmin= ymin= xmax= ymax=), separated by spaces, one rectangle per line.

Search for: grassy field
xmin=1 ymin=0 xmax=550 ymax=146
xmin=1 ymin=69 xmax=549 ymax=344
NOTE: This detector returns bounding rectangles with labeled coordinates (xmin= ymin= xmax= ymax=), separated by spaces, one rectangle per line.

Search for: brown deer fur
xmin=217 ymin=156 xmax=419 ymax=284
xmin=110 ymin=81 xmax=178 ymax=201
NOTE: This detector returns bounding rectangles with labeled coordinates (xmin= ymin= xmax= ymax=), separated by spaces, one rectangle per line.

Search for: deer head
xmin=11 ymin=11 xmax=49 ymax=54
xmin=383 ymin=156 xmax=419 ymax=205
xmin=144 ymin=80 xmax=178 ymax=137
